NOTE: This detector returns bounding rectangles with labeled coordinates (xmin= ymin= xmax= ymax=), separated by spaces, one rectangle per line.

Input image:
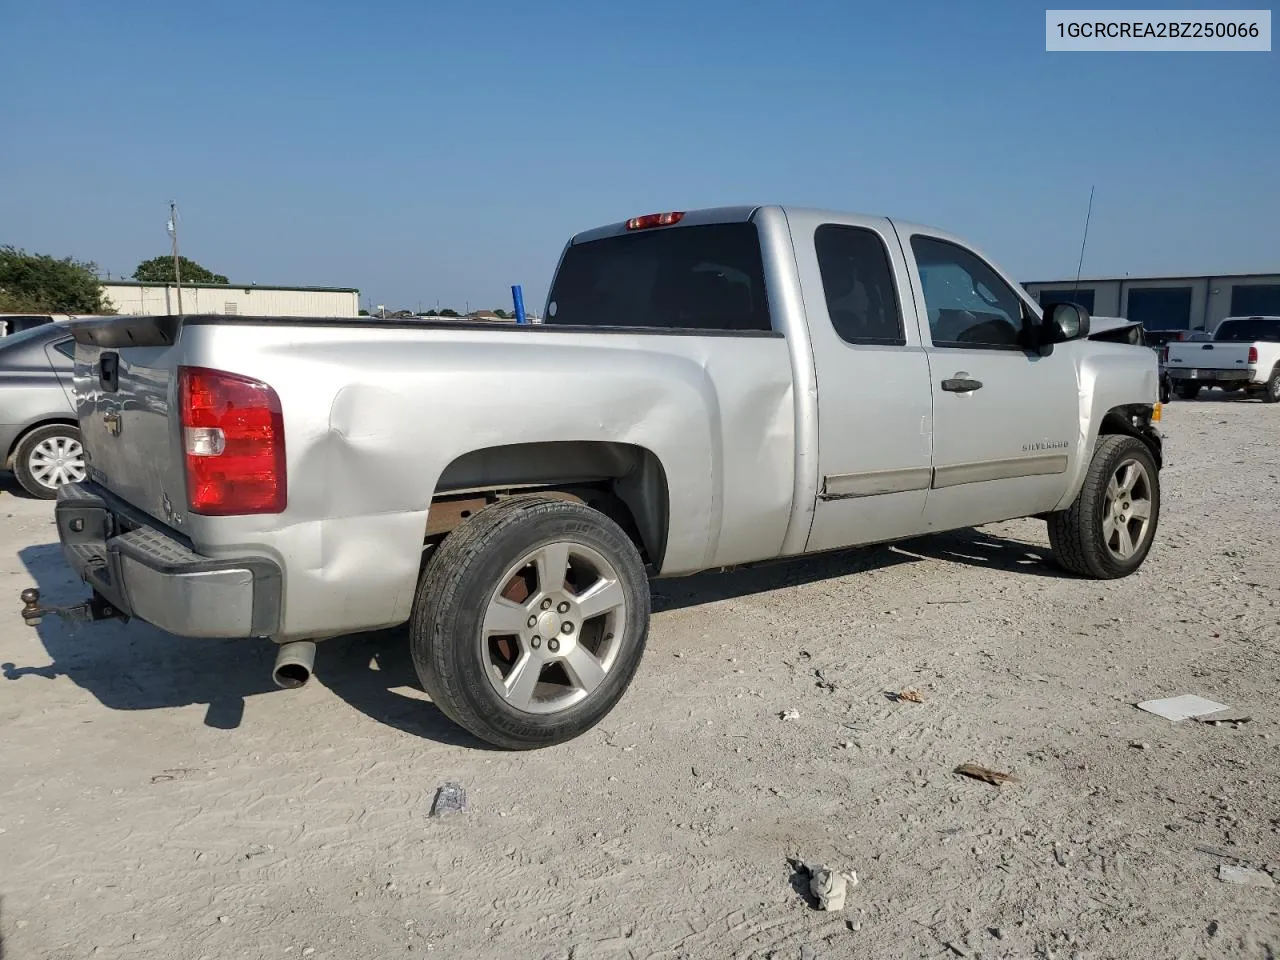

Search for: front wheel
xmin=409 ymin=495 xmax=651 ymax=749
xmin=1174 ymin=382 xmax=1201 ymax=401
xmin=1047 ymin=435 xmax=1160 ymax=579
xmin=12 ymin=424 xmax=87 ymax=499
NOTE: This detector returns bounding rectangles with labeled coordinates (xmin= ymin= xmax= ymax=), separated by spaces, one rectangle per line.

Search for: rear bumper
xmin=1166 ymin=368 xmax=1254 ymax=382
xmin=54 ymin=482 xmax=282 ymax=638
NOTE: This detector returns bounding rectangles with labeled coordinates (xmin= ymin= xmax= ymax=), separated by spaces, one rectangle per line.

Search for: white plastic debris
xmin=1135 ymin=695 xmax=1229 ymax=722
xmin=808 ymin=864 xmax=859 ymax=911
xmin=429 ymin=782 xmax=467 ymax=817
xmin=780 ymin=709 xmax=801 ymax=721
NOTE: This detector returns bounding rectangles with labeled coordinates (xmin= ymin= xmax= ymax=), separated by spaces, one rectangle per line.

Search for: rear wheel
xmin=12 ymin=424 xmax=86 ymax=500
xmin=1174 ymin=382 xmax=1201 ymax=401
xmin=409 ymin=495 xmax=650 ymax=749
xmin=1048 ymin=435 xmax=1160 ymax=579
xmin=1263 ymin=366 xmax=1280 ymax=404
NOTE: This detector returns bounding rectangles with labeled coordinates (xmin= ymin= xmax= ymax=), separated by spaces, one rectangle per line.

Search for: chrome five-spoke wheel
xmin=410 ymin=495 xmax=651 ymax=749
xmin=482 ymin=540 xmax=628 ymax=714
xmin=1102 ymin=458 xmax=1153 ymax=561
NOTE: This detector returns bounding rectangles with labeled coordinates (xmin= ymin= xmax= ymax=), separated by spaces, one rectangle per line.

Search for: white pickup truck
xmin=1164 ymin=315 xmax=1280 ymax=402
xmin=24 ymin=205 xmax=1164 ymax=749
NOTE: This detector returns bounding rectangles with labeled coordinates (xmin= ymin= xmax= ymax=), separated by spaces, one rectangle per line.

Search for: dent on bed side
xmin=431 ymin=440 xmax=671 ymax=568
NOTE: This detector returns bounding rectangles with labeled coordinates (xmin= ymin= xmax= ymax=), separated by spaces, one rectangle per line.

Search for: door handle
xmin=941 ymin=377 xmax=983 ymax=393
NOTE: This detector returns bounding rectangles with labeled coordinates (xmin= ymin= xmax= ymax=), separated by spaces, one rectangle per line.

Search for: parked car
xmin=33 ymin=205 xmax=1163 ymax=749
xmin=1164 ymin=315 xmax=1280 ymax=401
xmin=0 ymin=323 xmax=84 ymax=498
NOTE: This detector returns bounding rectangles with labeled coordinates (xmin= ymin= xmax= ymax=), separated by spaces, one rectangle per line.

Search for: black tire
xmin=1174 ymin=382 xmax=1201 ymax=401
xmin=1263 ymin=366 xmax=1280 ymax=404
xmin=12 ymin=424 xmax=86 ymax=500
xmin=409 ymin=495 xmax=650 ymax=750
xmin=1159 ymin=377 xmax=1171 ymax=404
xmin=1047 ymin=435 xmax=1161 ymax=580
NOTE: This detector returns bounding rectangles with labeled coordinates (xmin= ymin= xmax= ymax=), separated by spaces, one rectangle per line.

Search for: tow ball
xmin=20 ymin=588 xmax=126 ymax=627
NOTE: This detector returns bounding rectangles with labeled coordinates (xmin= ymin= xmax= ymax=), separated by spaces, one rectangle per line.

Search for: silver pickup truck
xmin=25 ymin=205 xmax=1164 ymax=749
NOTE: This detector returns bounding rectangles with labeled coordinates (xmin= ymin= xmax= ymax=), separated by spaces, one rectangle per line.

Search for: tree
xmin=439 ymin=308 xmax=459 ymax=318
xmin=421 ymin=309 xmax=439 ymax=317
xmin=493 ymin=308 xmax=510 ymax=319
xmin=133 ymin=255 xmax=229 ymax=285
xmin=358 ymin=309 xmax=370 ymax=316
xmin=0 ymin=246 xmax=113 ymax=313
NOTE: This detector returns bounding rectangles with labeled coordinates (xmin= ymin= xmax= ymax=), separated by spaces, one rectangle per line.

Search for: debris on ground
xmin=429 ymin=782 xmax=467 ymax=817
xmin=1128 ymin=740 xmax=1151 ymax=751
xmin=1135 ymin=694 xmax=1229 ymax=722
xmin=806 ymin=863 xmax=859 ymax=911
xmin=1195 ymin=714 xmax=1252 ymax=727
xmin=779 ymin=709 xmax=801 ymax=721
xmin=896 ymin=688 xmax=924 ymax=703
xmin=953 ymin=764 xmax=1018 ymax=787
xmin=1218 ymin=864 xmax=1276 ymax=888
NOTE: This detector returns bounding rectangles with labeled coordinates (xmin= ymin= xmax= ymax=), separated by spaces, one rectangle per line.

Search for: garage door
xmin=1230 ymin=284 xmax=1280 ymax=317
xmin=1126 ymin=287 xmax=1192 ymax=331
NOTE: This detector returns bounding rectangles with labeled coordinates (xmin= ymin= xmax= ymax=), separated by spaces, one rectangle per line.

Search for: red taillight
xmin=178 ymin=366 xmax=286 ymax=516
xmin=1248 ymin=346 xmax=1259 ymax=363
xmin=625 ymin=211 xmax=685 ymax=231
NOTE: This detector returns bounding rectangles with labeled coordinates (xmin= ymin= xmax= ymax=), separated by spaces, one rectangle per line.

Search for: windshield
xmin=1215 ymin=317 xmax=1280 ymax=342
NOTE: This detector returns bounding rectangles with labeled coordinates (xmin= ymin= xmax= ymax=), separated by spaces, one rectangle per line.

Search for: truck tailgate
xmin=1165 ymin=341 xmax=1252 ymax=371
xmin=71 ymin=318 xmax=185 ymax=526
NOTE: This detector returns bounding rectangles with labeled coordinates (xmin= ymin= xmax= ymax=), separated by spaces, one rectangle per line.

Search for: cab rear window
xmin=546 ymin=223 xmax=772 ymax=332
xmin=1215 ymin=317 xmax=1280 ymax=342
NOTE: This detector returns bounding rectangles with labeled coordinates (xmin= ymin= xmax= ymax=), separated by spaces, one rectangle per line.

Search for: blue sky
xmin=3 ymin=0 xmax=1276 ymax=312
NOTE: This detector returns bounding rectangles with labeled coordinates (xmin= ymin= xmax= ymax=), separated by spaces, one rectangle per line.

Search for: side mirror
xmin=1040 ymin=301 xmax=1091 ymax=345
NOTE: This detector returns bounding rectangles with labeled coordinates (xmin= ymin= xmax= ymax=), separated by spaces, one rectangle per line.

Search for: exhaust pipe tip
xmin=272 ymin=640 xmax=316 ymax=690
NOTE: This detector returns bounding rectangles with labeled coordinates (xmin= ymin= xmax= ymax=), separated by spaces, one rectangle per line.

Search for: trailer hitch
xmin=20 ymin=588 xmax=127 ymax=627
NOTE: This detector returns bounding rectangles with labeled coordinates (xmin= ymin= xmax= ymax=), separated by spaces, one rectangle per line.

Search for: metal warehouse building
xmin=102 ymin=281 xmax=360 ymax=318
xmin=1022 ymin=273 xmax=1280 ymax=332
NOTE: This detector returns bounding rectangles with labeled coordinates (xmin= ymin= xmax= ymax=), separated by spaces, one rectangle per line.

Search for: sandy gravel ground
xmin=2 ymin=398 xmax=1278 ymax=960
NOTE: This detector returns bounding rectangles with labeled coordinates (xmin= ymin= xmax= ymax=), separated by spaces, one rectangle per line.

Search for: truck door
xmin=791 ymin=213 xmax=935 ymax=552
xmin=902 ymin=229 xmax=1079 ymax=531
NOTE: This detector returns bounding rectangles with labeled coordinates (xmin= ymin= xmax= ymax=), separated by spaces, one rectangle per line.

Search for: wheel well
xmin=1098 ymin=406 xmax=1162 ymax=469
xmin=427 ymin=441 xmax=670 ymax=567
xmin=5 ymin=418 xmax=79 ymax=468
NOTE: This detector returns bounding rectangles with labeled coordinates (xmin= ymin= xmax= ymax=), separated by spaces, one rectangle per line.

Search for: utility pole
xmin=167 ymin=201 xmax=184 ymax=316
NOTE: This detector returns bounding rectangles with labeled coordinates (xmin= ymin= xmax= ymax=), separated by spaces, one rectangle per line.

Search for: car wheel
xmin=409 ymin=494 xmax=650 ymax=750
xmin=12 ymin=424 xmax=87 ymax=500
xmin=1174 ymin=383 xmax=1201 ymax=401
xmin=1263 ymin=366 xmax=1280 ymax=404
xmin=1159 ymin=378 xmax=1171 ymax=404
xmin=1047 ymin=434 xmax=1160 ymax=580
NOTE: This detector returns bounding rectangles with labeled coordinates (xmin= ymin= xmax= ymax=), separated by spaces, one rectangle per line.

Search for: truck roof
xmin=569 ymin=204 xmax=958 ymax=246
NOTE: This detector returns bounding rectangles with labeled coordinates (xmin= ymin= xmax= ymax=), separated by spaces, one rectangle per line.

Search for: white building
xmin=102 ymin=281 xmax=360 ymax=318
xmin=1022 ymin=272 xmax=1280 ymax=332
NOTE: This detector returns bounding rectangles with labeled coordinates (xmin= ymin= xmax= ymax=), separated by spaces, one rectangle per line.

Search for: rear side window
xmin=546 ymin=223 xmax=772 ymax=332
xmin=814 ymin=225 xmax=905 ymax=345
xmin=52 ymin=338 xmax=76 ymax=359
xmin=1216 ymin=317 xmax=1280 ymax=342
